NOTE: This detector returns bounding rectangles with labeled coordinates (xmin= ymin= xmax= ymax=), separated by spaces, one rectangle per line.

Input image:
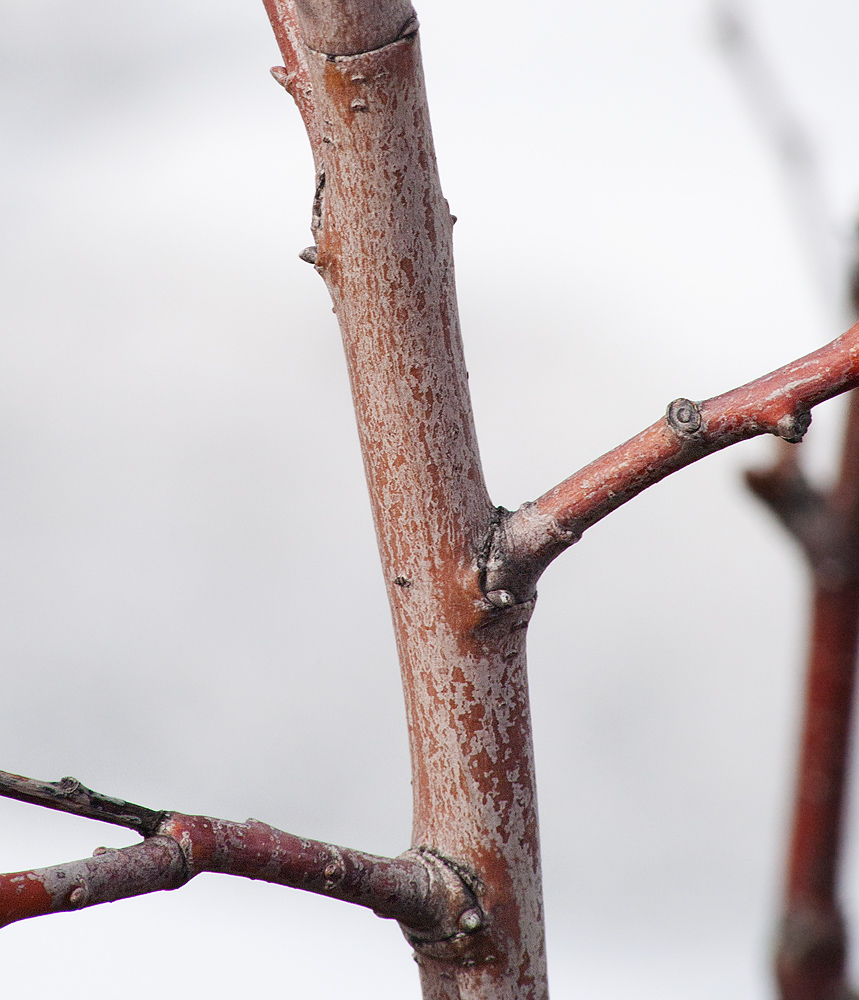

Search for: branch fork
xmin=8 ymin=1 xmax=859 ymax=995
xmin=483 ymin=323 xmax=859 ymax=604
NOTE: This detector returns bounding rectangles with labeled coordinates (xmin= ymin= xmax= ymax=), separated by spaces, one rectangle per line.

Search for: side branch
xmin=483 ymin=322 xmax=859 ymax=604
xmin=0 ymin=770 xmax=166 ymax=836
xmin=0 ymin=774 xmax=479 ymax=940
xmin=263 ymin=0 xmax=322 ymax=165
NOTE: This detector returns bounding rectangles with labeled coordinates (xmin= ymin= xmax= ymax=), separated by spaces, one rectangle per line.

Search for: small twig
xmin=0 ymin=770 xmax=166 ymax=836
xmin=0 ymin=838 xmax=189 ymax=927
xmin=0 ymin=772 xmax=480 ymax=942
xmin=749 ymin=260 xmax=859 ymax=1000
xmin=483 ymin=322 xmax=859 ymax=603
xmin=262 ymin=0 xmax=323 ymax=167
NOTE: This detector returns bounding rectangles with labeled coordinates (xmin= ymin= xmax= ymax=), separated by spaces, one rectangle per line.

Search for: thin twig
xmin=483 ymin=321 xmax=859 ymax=604
xmin=0 ymin=771 xmax=478 ymax=938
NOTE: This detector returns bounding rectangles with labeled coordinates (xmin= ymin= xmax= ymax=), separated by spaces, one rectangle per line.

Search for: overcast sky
xmin=2 ymin=1 xmax=859 ymax=997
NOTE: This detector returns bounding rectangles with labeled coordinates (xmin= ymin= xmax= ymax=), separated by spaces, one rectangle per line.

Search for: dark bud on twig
xmin=299 ymin=246 xmax=319 ymax=265
xmin=776 ymin=411 xmax=811 ymax=443
xmin=667 ymin=398 xmax=702 ymax=435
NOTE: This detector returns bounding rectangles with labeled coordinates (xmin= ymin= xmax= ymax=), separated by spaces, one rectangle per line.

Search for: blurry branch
xmin=0 ymin=770 xmax=479 ymax=942
xmin=0 ymin=771 xmax=166 ymax=837
xmin=483 ymin=322 xmax=859 ymax=605
xmin=713 ymin=1 xmax=844 ymax=312
xmin=714 ymin=6 xmax=859 ymax=997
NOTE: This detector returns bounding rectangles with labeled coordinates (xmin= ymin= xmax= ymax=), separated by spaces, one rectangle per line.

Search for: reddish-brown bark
xmin=6 ymin=4 xmax=859 ymax=997
xmin=487 ymin=325 xmax=859 ymax=603
xmin=262 ymin=5 xmax=544 ymax=994
xmin=750 ymin=385 xmax=859 ymax=1000
xmin=0 ymin=779 xmax=474 ymax=938
xmin=775 ymin=584 xmax=858 ymax=1000
xmin=259 ymin=1 xmax=859 ymax=995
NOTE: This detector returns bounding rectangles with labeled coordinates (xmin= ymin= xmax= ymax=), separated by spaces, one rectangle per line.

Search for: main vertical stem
xmin=263 ymin=3 xmax=548 ymax=996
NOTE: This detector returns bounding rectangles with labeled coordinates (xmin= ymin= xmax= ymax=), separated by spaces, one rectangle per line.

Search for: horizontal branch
xmin=745 ymin=447 xmax=848 ymax=582
xmin=483 ymin=321 xmax=859 ymax=604
xmin=0 ymin=772 xmax=479 ymax=944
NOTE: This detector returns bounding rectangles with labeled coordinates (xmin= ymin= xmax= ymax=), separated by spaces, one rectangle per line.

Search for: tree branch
xmin=748 ymin=275 xmax=859 ymax=1000
xmin=0 ymin=838 xmax=189 ymax=927
xmin=263 ymin=0 xmax=322 ymax=167
xmin=482 ymin=321 xmax=859 ymax=605
xmin=290 ymin=0 xmax=418 ymax=56
xmin=0 ymin=770 xmax=166 ymax=836
xmin=0 ymin=773 xmax=480 ymax=941
xmin=745 ymin=447 xmax=848 ymax=583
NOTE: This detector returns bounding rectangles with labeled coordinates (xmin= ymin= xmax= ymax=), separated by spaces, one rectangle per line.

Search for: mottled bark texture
xmin=486 ymin=325 xmax=859 ymax=604
xmin=264 ymin=2 xmax=546 ymax=994
xmin=7 ymin=3 xmax=859 ymax=996
xmin=749 ymin=326 xmax=859 ymax=996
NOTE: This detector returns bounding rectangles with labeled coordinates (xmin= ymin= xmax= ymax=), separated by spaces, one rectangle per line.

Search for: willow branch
xmin=0 ymin=773 xmax=478 ymax=939
xmin=482 ymin=321 xmax=859 ymax=605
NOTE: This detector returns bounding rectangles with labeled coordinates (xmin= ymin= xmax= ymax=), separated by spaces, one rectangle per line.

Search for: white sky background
xmin=2 ymin=0 xmax=859 ymax=996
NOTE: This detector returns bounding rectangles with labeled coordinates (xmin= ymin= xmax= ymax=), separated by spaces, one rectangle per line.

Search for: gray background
xmin=2 ymin=0 xmax=859 ymax=995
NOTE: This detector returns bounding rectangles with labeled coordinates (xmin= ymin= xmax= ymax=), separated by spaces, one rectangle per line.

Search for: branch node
xmin=299 ymin=245 xmax=319 ymax=264
xmin=485 ymin=589 xmax=515 ymax=609
xmin=777 ymin=410 xmax=812 ymax=443
xmin=666 ymin=397 xmax=702 ymax=435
